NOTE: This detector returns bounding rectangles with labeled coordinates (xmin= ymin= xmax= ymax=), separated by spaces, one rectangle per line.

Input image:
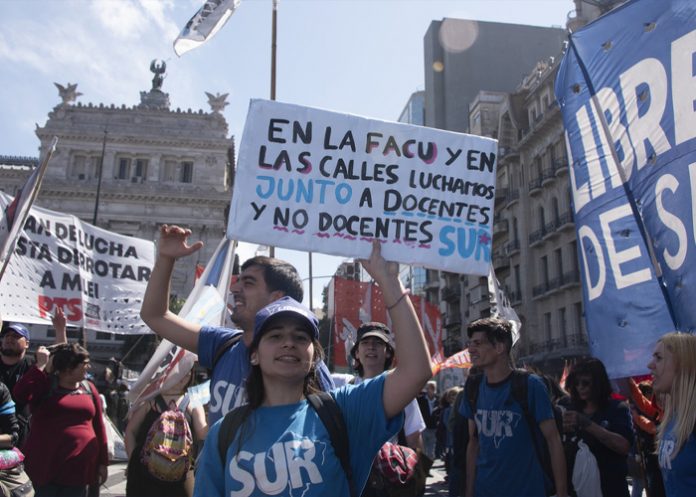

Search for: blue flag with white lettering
xmin=556 ymin=0 xmax=696 ymax=378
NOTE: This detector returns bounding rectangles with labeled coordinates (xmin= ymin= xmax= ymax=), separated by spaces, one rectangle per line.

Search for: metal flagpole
xmin=269 ymin=0 xmax=278 ymax=258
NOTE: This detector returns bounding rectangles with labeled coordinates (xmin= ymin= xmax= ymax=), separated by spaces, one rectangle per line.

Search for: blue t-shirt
xmin=658 ymin=418 xmax=696 ymax=497
xmin=194 ymin=373 xmax=403 ymax=497
xmin=460 ymin=373 xmax=554 ymax=497
xmin=198 ymin=326 xmax=335 ymax=425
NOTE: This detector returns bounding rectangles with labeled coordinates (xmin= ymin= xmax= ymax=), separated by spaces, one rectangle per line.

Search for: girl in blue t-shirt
xmin=648 ymin=332 xmax=696 ymax=497
xmin=194 ymin=241 xmax=433 ymax=497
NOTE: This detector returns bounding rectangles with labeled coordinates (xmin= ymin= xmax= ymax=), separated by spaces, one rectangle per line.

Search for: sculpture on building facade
xmin=54 ymin=82 xmax=82 ymax=106
xmin=205 ymin=92 xmax=229 ymax=114
xmin=150 ymin=60 xmax=166 ymax=91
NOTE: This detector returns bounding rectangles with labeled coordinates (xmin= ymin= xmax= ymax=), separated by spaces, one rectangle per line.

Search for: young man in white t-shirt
xmin=333 ymin=322 xmax=425 ymax=450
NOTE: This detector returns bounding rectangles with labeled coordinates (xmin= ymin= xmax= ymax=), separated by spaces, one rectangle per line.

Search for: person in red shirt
xmin=13 ymin=343 xmax=108 ymax=497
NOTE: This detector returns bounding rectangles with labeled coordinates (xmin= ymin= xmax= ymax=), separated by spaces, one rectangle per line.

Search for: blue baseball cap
xmin=1 ymin=322 xmax=30 ymax=340
xmin=252 ymin=297 xmax=319 ymax=349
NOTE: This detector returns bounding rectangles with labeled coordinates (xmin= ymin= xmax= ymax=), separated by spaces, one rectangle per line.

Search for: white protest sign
xmin=0 ymin=192 xmax=155 ymax=333
xmin=228 ymin=100 xmax=498 ymax=275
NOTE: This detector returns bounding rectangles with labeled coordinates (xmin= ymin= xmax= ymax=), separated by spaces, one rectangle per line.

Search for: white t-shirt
xmin=331 ymin=373 xmax=425 ymax=437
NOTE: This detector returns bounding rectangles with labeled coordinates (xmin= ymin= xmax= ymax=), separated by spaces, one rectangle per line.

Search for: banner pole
xmin=269 ymin=0 xmax=278 ymax=258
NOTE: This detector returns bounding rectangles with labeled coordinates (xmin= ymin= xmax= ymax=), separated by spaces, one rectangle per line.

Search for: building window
xmin=541 ymin=256 xmax=549 ymax=289
xmin=69 ymin=154 xmax=99 ymax=180
xmin=117 ymin=158 xmax=131 ymax=179
xmin=96 ymin=332 xmax=112 ymax=340
xmin=133 ymin=159 xmax=148 ymax=181
xmin=514 ymin=264 xmax=521 ymax=296
xmin=559 ymin=307 xmax=567 ymax=338
xmin=575 ymin=302 xmax=584 ymax=335
xmin=163 ymin=159 xmax=194 ymax=184
xmin=180 ymin=161 xmax=194 ymax=183
xmin=544 ymin=312 xmax=552 ymax=342
xmin=555 ymin=248 xmax=563 ymax=280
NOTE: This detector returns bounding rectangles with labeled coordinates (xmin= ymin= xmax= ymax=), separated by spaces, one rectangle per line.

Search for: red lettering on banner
xmin=38 ymin=296 xmax=83 ymax=321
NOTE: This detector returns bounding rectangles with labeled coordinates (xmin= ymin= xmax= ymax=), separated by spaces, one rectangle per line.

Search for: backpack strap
xmin=509 ymin=370 xmax=554 ymax=494
xmin=307 ymin=392 xmax=357 ymax=497
xmin=464 ymin=373 xmax=483 ymax=417
xmin=217 ymin=404 xmax=252 ymax=469
xmin=154 ymin=394 xmax=169 ymax=413
xmin=211 ymin=333 xmax=243 ymax=371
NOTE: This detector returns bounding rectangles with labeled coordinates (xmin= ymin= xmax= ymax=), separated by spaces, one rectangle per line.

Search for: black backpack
xmin=217 ymin=391 xmax=357 ymax=497
xmin=465 ymin=369 xmax=556 ymax=496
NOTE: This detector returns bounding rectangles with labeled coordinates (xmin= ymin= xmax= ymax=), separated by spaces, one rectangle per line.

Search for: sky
xmin=0 ymin=0 xmax=572 ymax=308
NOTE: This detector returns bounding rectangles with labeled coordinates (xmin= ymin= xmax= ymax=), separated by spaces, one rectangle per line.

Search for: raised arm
xmin=140 ymin=225 xmax=205 ymax=353
xmin=52 ymin=307 xmax=67 ymax=344
xmin=359 ymin=240 xmax=432 ymax=419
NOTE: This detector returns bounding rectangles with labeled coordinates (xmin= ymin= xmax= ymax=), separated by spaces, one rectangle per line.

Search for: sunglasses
xmin=577 ymin=379 xmax=592 ymax=388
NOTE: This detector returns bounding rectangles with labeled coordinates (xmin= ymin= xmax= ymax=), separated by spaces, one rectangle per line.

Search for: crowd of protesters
xmin=0 ymin=225 xmax=694 ymax=497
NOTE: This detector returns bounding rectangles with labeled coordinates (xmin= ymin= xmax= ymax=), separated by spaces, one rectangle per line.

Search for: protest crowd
xmin=1 ymin=2 xmax=695 ymax=495
xmin=0 ymin=224 xmax=693 ymax=497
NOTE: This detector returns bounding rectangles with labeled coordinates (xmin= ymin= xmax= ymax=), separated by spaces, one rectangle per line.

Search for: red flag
xmin=431 ymin=349 xmax=471 ymax=375
xmin=331 ymin=276 xmax=443 ymax=368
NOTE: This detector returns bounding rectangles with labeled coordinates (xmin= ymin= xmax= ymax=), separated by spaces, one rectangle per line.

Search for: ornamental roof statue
xmin=54 ymin=82 xmax=82 ymax=106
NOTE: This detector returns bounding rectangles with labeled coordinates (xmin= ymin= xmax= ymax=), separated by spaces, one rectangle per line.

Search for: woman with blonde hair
xmin=647 ymin=332 xmax=696 ymax=497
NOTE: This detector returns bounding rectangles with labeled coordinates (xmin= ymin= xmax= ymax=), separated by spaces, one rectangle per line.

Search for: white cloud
xmin=89 ymin=0 xmax=150 ymax=40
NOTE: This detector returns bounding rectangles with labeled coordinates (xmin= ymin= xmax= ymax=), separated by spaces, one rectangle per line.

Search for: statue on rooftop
xmin=205 ymin=92 xmax=229 ymax=114
xmin=150 ymin=60 xmax=166 ymax=91
xmin=54 ymin=82 xmax=82 ymax=106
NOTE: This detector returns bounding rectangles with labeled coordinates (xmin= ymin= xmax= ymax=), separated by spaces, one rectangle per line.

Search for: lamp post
xmin=92 ymin=128 xmax=107 ymax=226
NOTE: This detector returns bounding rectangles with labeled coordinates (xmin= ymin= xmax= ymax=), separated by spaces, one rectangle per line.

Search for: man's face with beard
xmin=1 ymin=330 xmax=29 ymax=358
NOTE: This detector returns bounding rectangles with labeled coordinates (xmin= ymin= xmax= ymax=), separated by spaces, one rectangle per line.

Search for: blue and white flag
xmin=0 ymin=137 xmax=57 ymax=282
xmin=174 ymin=0 xmax=242 ymax=56
xmin=556 ymin=0 xmax=696 ymax=377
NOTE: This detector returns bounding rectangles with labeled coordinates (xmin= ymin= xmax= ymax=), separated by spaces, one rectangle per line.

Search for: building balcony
xmin=543 ymin=220 xmax=560 ymax=240
xmin=553 ymin=158 xmax=568 ymax=176
xmin=493 ymin=216 xmax=509 ymax=235
xmin=441 ymin=286 xmax=461 ymax=303
xmin=528 ymin=176 xmax=542 ymax=196
xmin=557 ymin=211 xmax=575 ymax=231
xmin=444 ymin=316 xmax=462 ymax=330
xmin=505 ymin=189 xmax=520 ymax=208
xmin=493 ymin=254 xmax=510 ymax=271
xmin=541 ymin=168 xmax=556 ymax=186
xmin=495 ymin=187 xmax=508 ymax=202
xmin=528 ymin=228 xmax=545 ymax=247
xmin=505 ymin=239 xmax=521 ymax=256
xmin=561 ymin=270 xmax=581 ymax=288
xmin=532 ymin=270 xmax=581 ymax=299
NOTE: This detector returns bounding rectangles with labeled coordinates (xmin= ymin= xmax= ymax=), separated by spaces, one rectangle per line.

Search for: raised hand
xmin=358 ymin=240 xmax=399 ymax=286
xmin=157 ymin=225 xmax=204 ymax=261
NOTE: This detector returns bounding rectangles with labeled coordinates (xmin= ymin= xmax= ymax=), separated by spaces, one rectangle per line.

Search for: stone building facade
xmin=0 ymin=72 xmax=234 ymax=363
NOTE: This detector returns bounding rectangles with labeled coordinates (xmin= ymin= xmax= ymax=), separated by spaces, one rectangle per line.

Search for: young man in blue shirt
xmin=140 ymin=225 xmax=333 ymax=425
xmin=461 ymin=317 xmax=568 ymax=497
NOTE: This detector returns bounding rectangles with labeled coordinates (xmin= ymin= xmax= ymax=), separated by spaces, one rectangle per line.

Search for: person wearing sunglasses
xmin=561 ymin=358 xmax=634 ymax=497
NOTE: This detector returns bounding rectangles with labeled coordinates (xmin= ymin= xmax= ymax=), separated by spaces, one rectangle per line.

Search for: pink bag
xmin=0 ymin=448 xmax=24 ymax=470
